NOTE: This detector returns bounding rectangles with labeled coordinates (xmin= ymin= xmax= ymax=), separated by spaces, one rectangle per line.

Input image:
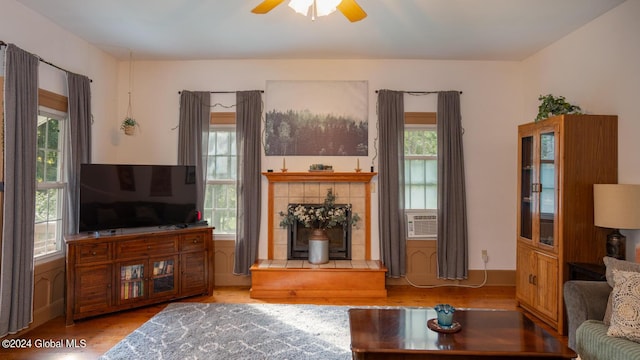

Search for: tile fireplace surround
xmin=263 ymin=172 xmax=377 ymax=261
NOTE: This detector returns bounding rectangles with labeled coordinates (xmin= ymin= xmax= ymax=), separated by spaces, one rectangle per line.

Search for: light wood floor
xmin=1 ymin=285 xmax=534 ymax=360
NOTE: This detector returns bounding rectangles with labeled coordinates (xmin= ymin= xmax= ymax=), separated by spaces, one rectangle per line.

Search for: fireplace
xmin=287 ymin=203 xmax=352 ymax=260
xmin=263 ymin=171 xmax=376 ymax=261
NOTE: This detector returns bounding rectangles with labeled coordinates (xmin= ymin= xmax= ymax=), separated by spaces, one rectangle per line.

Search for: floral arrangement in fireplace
xmin=279 ymin=188 xmax=360 ymax=230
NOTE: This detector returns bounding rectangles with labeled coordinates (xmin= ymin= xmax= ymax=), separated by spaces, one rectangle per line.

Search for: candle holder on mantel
xmin=281 ymin=158 xmax=287 ymax=173
xmin=355 ymin=158 xmax=362 ymax=172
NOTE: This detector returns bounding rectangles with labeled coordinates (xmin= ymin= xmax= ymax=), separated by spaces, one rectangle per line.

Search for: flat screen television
xmin=79 ymin=164 xmax=198 ymax=233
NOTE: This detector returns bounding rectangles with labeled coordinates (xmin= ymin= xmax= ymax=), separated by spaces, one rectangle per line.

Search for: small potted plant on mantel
xmin=120 ymin=117 xmax=138 ymax=136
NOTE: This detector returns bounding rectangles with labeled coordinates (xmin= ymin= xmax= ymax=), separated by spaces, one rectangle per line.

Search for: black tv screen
xmin=79 ymin=164 xmax=198 ymax=233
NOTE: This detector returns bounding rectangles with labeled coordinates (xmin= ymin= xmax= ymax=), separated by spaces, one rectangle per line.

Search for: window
xmin=204 ymin=118 xmax=237 ymax=236
xmin=34 ymin=110 xmax=67 ymax=258
xmin=404 ymin=113 xmax=437 ymax=210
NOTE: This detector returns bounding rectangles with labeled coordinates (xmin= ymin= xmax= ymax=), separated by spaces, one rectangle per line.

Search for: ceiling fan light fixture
xmin=288 ymin=0 xmax=341 ymax=19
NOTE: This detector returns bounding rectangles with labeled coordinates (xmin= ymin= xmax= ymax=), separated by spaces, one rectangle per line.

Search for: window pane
xmin=230 ymin=155 xmax=237 ymax=179
xmin=37 ymin=121 xmax=46 ymax=148
xmin=47 ymin=119 xmax=60 ymax=150
xmin=214 ymin=157 xmax=230 ymax=179
xmin=36 ymin=149 xmax=46 ymax=183
xmin=216 ymin=132 xmax=230 ymax=155
xmin=425 ymin=185 xmax=437 ymax=209
xmin=34 ymin=188 xmax=63 ymax=257
xmin=212 ymin=184 xmax=227 ymax=208
xmin=34 ymin=112 xmax=65 ymax=258
xmin=405 ymin=129 xmax=437 ymax=156
xmin=404 ymin=127 xmax=437 ymax=210
xmin=230 ymin=133 xmax=237 ymax=156
xmin=208 ymin=130 xmax=236 ymax=181
xmin=408 ymin=160 xmax=426 ymax=183
xmin=204 ymin=183 xmax=237 ymax=235
xmin=425 ymin=160 xmax=437 ymax=183
xmin=207 ymin=128 xmax=237 ymax=235
xmin=45 ymin=150 xmax=60 ymax=182
xmin=407 ymin=185 xmax=426 ymax=209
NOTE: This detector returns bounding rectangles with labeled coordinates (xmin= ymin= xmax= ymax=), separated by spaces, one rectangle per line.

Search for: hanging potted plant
xmin=120 ymin=117 xmax=138 ymax=136
xmin=121 ymin=50 xmax=138 ymax=136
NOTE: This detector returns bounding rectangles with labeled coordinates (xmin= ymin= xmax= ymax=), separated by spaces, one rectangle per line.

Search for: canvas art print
xmin=265 ymin=80 xmax=368 ymax=156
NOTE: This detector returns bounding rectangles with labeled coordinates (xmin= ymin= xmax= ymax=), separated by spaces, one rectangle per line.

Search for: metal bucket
xmin=308 ymin=239 xmax=329 ymax=264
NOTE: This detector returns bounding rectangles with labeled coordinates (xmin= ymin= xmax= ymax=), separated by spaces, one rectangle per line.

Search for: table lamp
xmin=593 ymin=184 xmax=640 ymax=260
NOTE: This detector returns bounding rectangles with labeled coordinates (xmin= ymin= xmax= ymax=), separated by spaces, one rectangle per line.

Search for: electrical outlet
xmin=481 ymin=250 xmax=489 ymax=263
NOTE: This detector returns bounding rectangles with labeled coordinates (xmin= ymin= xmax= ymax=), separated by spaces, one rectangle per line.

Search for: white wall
xmin=0 ymin=0 xmax=118 ymax=163
xmin=11 ymin=0 xmax=635 ymax=270
xmin=522 ymin=0 xmax=640 ymax=260
xmin=108 ymin=59 xmax=523 ymax=269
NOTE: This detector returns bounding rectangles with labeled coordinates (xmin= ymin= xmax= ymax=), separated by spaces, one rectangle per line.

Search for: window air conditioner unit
xmin=406 ymin=211 xmax=437 ymax=238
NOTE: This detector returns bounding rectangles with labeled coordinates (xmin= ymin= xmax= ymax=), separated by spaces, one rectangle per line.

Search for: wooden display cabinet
xmin=66 ymin=226 xmax=213 ymax=325
xmin=515 ymin=114 xmax=617 ymax=334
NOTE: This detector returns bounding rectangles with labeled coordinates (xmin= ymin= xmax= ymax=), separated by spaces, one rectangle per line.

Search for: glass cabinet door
xmin=151 ymin=257 xmax=177 ymax=297
xmin=120 ymin=262 xmax=146 ymax=302
xmin=538 ymin=131 xmax=556 ymax=247
xmin=520 ymin=135 xmax=534 ymax=240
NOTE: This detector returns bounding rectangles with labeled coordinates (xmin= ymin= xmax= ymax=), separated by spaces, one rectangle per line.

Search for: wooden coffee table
xmin=348 ymin=308 xmax=576 ymax=359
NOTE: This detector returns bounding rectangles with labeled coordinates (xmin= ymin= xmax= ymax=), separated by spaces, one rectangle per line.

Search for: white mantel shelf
xmin=262 ymin=171 xmax=377 ymax=183
xmin=263 ymin=171 xmax=377 ymax=260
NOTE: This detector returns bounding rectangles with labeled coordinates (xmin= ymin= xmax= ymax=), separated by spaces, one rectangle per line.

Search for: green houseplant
xmin=535 ymin=94 xmax=582 ymax=122
xmin=120 ymin=117 xmax=138 ymax=135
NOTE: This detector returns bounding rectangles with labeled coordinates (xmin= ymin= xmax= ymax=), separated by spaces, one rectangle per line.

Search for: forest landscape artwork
xmin=265 ymin=80 xmax=368 ymax=156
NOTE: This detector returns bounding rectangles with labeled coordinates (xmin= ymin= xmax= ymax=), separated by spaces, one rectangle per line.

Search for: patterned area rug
xmin=99 ymin=303 xmax=354 ymax=360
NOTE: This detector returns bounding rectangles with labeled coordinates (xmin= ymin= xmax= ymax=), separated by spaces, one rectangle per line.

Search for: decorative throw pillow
xmin=607 ymin=269 xmax=640 ymax=343
xmin=603 ymin=257 xmax=640 ymax=325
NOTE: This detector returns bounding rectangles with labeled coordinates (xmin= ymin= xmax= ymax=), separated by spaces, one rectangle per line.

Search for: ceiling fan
xmin=252 ymin=0 xmax=367 ymax=22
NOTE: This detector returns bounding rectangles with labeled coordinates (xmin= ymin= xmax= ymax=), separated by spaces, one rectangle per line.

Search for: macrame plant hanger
xmin=121 ymin=51 xmax=138 ymax=135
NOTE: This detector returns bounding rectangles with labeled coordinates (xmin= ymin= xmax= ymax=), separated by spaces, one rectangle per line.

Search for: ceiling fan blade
xmin=251 ymin=0 xmax=287 ymax=14
xmin=337 ymin=0 xmax=367 ymax=22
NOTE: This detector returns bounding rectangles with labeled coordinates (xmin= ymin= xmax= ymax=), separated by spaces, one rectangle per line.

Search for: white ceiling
xmin=16 ymin=0 xmax=626 ymax=61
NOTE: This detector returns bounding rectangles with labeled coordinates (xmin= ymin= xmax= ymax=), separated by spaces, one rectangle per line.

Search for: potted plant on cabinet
xmin=535 ymin=94 xmax=582 ymax=122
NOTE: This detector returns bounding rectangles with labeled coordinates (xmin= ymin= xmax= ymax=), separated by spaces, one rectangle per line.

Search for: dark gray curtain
xmin=233 ymin=91 xmax=262 ymax=275
xmin=1 ymin=44 xmax=38 ymax=336
xmin=377 ymin=90 xmax=406 ymax=277
xmin=436 ymin=91 xmax=468 ymax=279
xmin=66 ymin=72 xmax=92 ymax=234
xmin=178 ymin=91 xmax=210 ymax=214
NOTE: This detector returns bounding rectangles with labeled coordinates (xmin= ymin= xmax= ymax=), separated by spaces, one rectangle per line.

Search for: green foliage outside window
xmin=405 ymin=128 xmax=437 ymax=156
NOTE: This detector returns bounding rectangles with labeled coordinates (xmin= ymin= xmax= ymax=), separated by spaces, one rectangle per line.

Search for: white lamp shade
xmin=594 ymin=184 xmax=640 ymax=229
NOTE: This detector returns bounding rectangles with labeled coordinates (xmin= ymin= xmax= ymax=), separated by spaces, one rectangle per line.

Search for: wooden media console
xmin=65 ymin=226 xmax=214 ymax=325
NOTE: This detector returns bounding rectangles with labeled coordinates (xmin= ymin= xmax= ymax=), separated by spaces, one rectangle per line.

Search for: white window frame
xmin=206 ymin=123 xmax=237 ymax=240
xmin=34 ymin=108 xmax=68 ymax=263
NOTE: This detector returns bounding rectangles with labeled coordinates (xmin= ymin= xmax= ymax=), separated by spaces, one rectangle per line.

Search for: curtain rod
xmin=0 ymin=40 xmax=93 ymax=82
xmin=375 ymin=90 xmax=462 ymax=94
xmin=178 ymin=90 xmax=264 ymax=94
